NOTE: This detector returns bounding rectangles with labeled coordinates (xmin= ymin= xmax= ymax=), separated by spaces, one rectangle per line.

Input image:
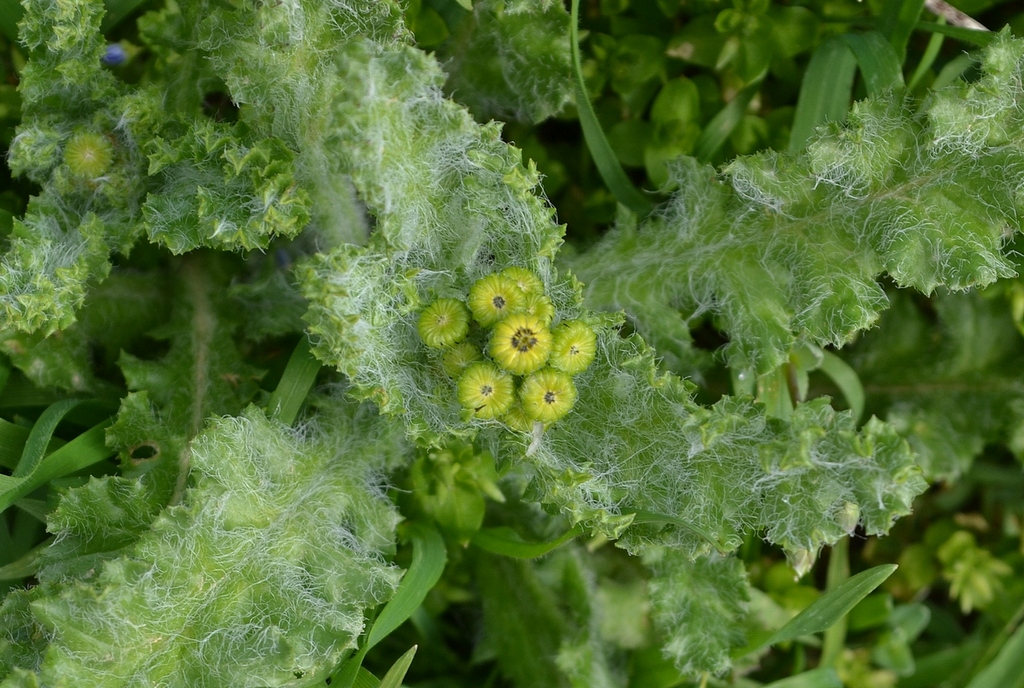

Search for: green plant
xmin=1 ymin=0 xmax=1023 ymax=686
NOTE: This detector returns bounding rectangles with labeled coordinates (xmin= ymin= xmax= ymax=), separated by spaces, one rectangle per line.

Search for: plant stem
xmin=819 ymin=537 xmax=850 ymax=667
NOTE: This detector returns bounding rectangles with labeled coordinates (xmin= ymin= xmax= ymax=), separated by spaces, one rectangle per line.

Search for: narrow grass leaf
xmin=471 ymin=524 xmax=582 ymax=559
xmin=366 ymin=524 xmax=446 ymax=649
xmin=763 ymin=667 xmax=843 ymax=688
xmin=266 ymin=336 xmax=320 ymax=427
xmin=14 ymin=399 xmax=83 ymax=477
xmin=907 ymin=18 xmax=946 ymax=91
xmin=912 ymin=21 xmax=993 ymax=47
xmin=819 ymin=352 xmax=865 ymax=422
xmin=13 ymin=498 xmax=49 ymax=522
xmin=569 ymin=0 xmax=652 ymax=215
xmin=694 ymin=77 xmax=763 ymax=163
xmin=354 ymin=668 xmax=381 ymax=688
xmin=787 ymin=37 xmax=856 ymax=154
xmin=966 ymin=611 xmax=1024 ymax=688
xmin=332 ymin=524 xmax=446 ymax=688
xmin=762 ymin=565 xmax=897 ymax=649
xmin=0 ymin=418 xmax=30 ymax=470
xmin=933 ymin=53 xmax=977 ymax=90
xmin=840 ymin=32 xmax=905 ymax=96
xmin=0 ymin=374 xmax=62 ymax=410
xmin=877 ymin=0 xmax=924 ymax=63
xmin=0 ymin=421 xmax=114 ymax=513
xmin=0 ymin=536 xmax=52 ymax=580
xmin=378 ymin=646 xmax=417 ymax=688
xmin=0 ymin=356 xmax=10 ymax=397
xmin=819 ymin=537 xmax=850 ymax=667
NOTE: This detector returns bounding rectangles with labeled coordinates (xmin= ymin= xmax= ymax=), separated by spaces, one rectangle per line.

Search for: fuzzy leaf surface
xmin=5 ymin=402 xmax=403 ymax=686
xmin=439 ymin=0 xmax=573 ymax=123
xmin=571 ymin=32 xmax=1024 ymax=374
xmin=291 ymin=10 xmax=927 ymax=560
xmin=848 ymin=289 xmax=1024 ymax=481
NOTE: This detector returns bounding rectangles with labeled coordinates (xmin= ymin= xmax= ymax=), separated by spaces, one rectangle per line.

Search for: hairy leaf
xmin=440 ymin=0 xmax=573 ymax=124
xmin=647 ymin=550 xmax=749 ymax=676
xmin=5 ymin=403 xmax=403 ymax=686
xmin=847 ymin=289 xmax=1024 ymax=481
xmin=290 ymin=6 xmax=926 ymax=562
xmin=571 ymin=32 xmax=1024 ymax=375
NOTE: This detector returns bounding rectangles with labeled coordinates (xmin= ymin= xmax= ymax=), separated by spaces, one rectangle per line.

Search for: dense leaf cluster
xmin=0 ymin=0 xmax=1022 ymax=685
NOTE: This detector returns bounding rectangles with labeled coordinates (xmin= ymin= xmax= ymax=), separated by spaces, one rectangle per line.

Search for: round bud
xmin=64 ymin=132 xmax=113 ymax=178
xmin=418 ymin=298 xmax=470 ymax=348
xmin=502 ymin=402 xmax=535 ymax=433
xmin=468 ymin=274 xmax=525 ymax=327
xmin=520 ymin=369 xmax=577 ymax=423
xmin=442 ymin=340 xmax=482 ymax=378
xmin=489 ymin=312 xmax=552 ymax=375
xmin=520 ymin=292 xmax=555 ymax=326
xmin=458 ymin=362 xmax=515 ymax=419
xmin=499 ymin=266 xmax=544 ymax=295
xmin=549 ymin=320 xmax=597 ymax=375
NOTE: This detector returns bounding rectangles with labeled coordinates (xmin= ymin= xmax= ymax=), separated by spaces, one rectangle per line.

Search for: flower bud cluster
xmin=417 ymin=267 xmax=597 ymax=428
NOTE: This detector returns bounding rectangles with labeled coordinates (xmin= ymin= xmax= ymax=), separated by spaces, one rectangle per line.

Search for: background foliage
xmin=1 ymin=0 xmax=1024 ymax=687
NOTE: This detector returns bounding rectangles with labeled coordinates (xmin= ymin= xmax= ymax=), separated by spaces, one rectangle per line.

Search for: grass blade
xmin=763 ymin=667 xmax=842 ymax=688
xmin=819 ymin=537 xmax=850 ymax=667
xmin=378 ymin=646 xmax=417 ymax=688
xmin=13 ymin=399 xmax=83 ymax=478
xmin=630 ymin=509 xmax=724 ymax=550
xmin=694 ymin=77 xmax=762 ymax=163
xmin=818 ymin=351 xmax=865 ymax=422
xmin=332 ymin=524 xmax=446 ymax=688
xmin=471 ymin=524 xmax=582 ymax=559
xmin=0 ymin=418 xmax=30 ymax=471
xmin=912 ymin=21 xmax=992 ymax=47
xmin=762 ymin=564 xmax=897 ymax=649
xmin=0 ymin=420 xmax=114 ymax=513
xmin=366 ymin=524 xmax=446 ymax=650
xmin=907 ymin=17 xmax=946 ymax=91
xmin=840 ymin=31 xmax=905 ymax=96
xmin=877 ymin=0 xmax=924 ymax=63
xmin=266 ymin=336 xmax=320 ymax=427
xmin=788 ymin=37 xmax=856 ymax=154
xmin=966 ymin=598 xmax=1024 ymax=688
xmin=933 ymin=53 xmax=977 ymax=90
xmin=569 ymin=0 xmax=653 ymax=215
xmin=0 ymin=536 xmax=52 ymax=580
